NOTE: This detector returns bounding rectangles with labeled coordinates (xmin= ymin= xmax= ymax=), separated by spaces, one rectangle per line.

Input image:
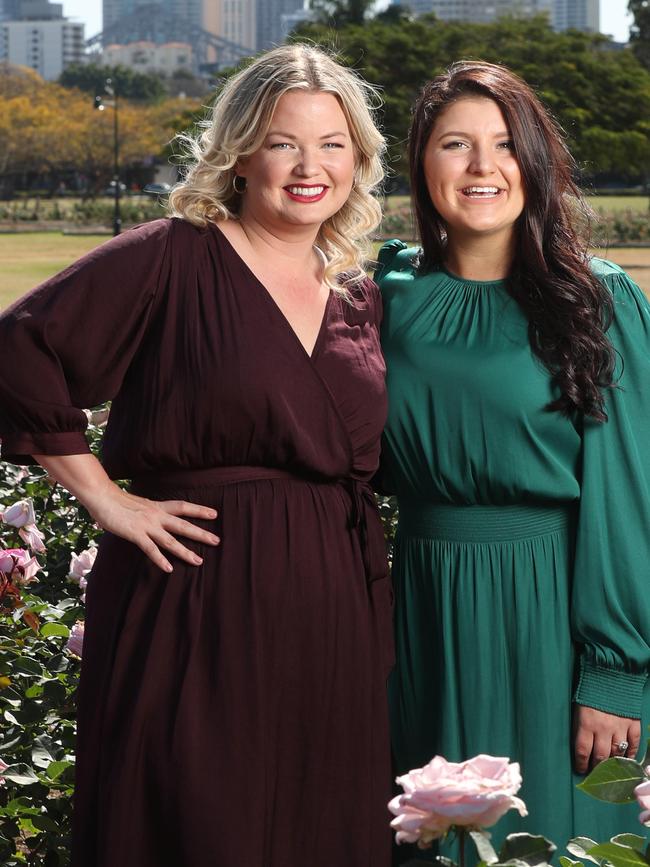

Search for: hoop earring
xmin=232 ymin=175 xmax=247 ymax=194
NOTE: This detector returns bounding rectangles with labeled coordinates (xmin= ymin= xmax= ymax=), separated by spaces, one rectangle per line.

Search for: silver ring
xmin=616 ymin=740 xmax=629 ymax=753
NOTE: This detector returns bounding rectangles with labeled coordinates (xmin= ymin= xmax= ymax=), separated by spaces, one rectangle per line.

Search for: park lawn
xmin=0 ymin=233 xmax=109 ymax=308
xmin=384 ymin=194 xmax=650 ymax=214
xmin=1 ymin=231 xmax=649 ymax=310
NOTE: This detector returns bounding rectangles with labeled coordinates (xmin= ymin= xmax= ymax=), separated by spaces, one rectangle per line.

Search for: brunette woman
xmin=376 ymin=61 xmax=650 ymax=856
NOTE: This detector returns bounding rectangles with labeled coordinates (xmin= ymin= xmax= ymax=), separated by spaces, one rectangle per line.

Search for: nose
xmin=468 ymin=144 xmax=497 ymax=175
xmin=293 ymin=146 xmax=319 ymax=178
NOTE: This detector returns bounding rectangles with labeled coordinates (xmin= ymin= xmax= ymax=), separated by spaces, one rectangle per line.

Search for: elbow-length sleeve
xmin=572 ymin=261 xmax=650 ymax=719
xmin=0 ymin=218 xmax=173 ymax=464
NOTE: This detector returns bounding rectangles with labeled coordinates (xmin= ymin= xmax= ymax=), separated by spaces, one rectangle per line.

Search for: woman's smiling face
xmin=422 ymin=95 xmax=525 ymax=246
xmin=236 ymin=90 xmax=356 ymax=235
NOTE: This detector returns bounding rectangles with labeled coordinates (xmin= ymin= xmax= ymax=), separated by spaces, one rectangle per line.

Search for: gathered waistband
xmin=398 ymin=501 xmax=574 ymax=543
xmin=130 ymin=465 xmax=388 ymax=585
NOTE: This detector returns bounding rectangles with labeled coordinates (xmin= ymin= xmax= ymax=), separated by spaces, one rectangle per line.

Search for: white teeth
xmin=463 ymin=186 xmax=500 ymax=194
xmin=287 ymin=185 xmax=325 ymax=196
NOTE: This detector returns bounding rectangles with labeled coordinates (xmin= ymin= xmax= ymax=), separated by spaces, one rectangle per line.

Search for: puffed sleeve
xmin=572 ymin=260 xmax=650 ymax=718
xmin=374 ymin=238 xmax=409 ymax=285
xmin=0 ymin=218 xmax=173 ymax=464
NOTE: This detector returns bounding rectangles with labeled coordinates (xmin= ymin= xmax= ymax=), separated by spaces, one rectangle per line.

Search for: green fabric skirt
xmin=389 ymin=502 xmax=645 ymax=863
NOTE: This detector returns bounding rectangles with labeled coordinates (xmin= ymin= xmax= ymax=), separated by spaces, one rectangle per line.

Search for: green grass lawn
xmin=2 ymin=228 xmax=649 ymax=311
xmin=384 ymin=194 xmax=650 ymax=213
xmin=0 ymin=233 xmax=109 ymax=309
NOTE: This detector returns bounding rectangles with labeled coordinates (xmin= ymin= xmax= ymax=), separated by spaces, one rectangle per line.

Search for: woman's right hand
xmin=33 ymin=452 xmax=220 ymax=572
xmin=87 ymin=486 xmax=220 ymax=573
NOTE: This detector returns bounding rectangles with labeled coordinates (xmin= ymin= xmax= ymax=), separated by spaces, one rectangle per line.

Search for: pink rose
xmin=389 ymin=754 xmax=528 ymax=848
xmin=1 ymin=499 xmax=46 ymax=553
xmin=69 ymin=546 xmax=97 ymax=582
xmin=0 ymin=548 xmax=41 ymax=585
xmin=1 ymin=499 xmax=36 ymax=528
xmin=635 ymin=778 xmax=650 ymax=826
xmin=66 ymin=621 xmax=84 ymax=657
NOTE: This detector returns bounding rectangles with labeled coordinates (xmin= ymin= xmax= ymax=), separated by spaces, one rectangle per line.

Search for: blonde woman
xmin=0 ymin=45 xmax=393 ymax=867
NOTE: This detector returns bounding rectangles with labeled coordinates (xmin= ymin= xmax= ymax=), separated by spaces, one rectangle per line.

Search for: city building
xmin=0 ymin=0 xmax=22 ymax=21
xmin=102 ymin=39 xmax=193 ymax=73
xmin=102 ymin=0 xmax=255 ymax=52
xmin=98 ymin=0 xmax=255 ymax=68
xmin=0 ymin=0 xmax=84 ymax=79
xmin=390 ymin=0 xmax=599 ymax=32
xmin=256 ymin=0 xmax=307 ymax=50
xmin=552 ymin=0 xmax=599 ymax=32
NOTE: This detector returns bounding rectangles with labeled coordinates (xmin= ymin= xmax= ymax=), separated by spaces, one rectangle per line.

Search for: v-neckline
xmin=211 ymin=223 xmax=332 ymax=361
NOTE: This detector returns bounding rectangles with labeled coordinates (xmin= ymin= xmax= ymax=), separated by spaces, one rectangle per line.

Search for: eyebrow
xmin=267 ymin=130 xmax=349 ymax=139
xmin=437 ymin=130 xmax=511 ymax=140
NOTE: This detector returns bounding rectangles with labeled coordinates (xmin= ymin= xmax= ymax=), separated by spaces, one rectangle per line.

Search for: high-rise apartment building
xmin=0 ymin=0 xmax=21 ymax=21
xmin=391 ymin=0 xmax=598 ymax=32
xmin=0 ymin=11 xmax=84 ymax=79
xmin=552 ymin=0 xmax=599 ymax=32
xmin=256 ymin=0 xmax=305 ymax=50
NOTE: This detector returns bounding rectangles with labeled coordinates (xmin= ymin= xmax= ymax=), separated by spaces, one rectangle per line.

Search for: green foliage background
xmin=291 ymin=14 xmax=650 ymax=181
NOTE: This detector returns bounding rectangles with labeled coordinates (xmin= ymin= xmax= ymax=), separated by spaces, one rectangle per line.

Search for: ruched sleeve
xmin=0 ymin=218 xmax=173 ymax=464
xmin=374 ymin=238 xmax=409 ymax=285
xmin=572 ymin=260 xmax=650 ymax=718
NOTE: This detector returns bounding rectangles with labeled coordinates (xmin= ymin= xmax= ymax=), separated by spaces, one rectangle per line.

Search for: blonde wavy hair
xmin=168 ymin=43 xmax=386 ymax=291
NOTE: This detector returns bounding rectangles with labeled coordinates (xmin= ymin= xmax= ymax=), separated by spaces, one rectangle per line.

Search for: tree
xmin=309 ymin=0 xmax=375 ymax=27
xmin=0 ymin=66 xmax=203 ymax=188
xmin=630 ymin=0 xmax=650 ymax=69
xmin=291 ymin=15 xmax=650 ymax=181
xmin=59 ymin=62 xmax=166 ymax=103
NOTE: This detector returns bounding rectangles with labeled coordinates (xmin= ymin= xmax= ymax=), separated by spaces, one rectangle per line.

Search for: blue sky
xmin=61 ymin=0 xmax=634 ymax=44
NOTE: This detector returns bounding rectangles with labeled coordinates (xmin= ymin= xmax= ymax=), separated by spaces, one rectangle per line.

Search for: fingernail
xmin=208 ymin=509 xmax=217 ymax=518
xmin=164 ymin=563 xmax=173 ymax=573
xmin=211 ymin=535 xmax=220 ymax=544
xmin=194 ymin=555 xmax=203 ymax=565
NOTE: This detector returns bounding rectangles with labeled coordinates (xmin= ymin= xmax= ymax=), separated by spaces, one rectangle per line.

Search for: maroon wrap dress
xmin=0 ymin=218 xmax=394 ymax=867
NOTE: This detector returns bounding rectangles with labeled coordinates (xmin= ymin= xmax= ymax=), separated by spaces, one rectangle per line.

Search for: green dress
xmin=376 ymin=240 xmax=650 ymax=857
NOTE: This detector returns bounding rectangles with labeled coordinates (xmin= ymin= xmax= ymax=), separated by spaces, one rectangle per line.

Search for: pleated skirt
xmin=389 ymin=502 xmax=644 ymax=863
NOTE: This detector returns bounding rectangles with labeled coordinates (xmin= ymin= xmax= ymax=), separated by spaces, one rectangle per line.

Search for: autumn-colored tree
xmin=0 ymin=64 xmax=202 ymax=189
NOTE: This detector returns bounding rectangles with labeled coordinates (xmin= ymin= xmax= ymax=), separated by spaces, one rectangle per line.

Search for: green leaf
xmin=39 ymin=623 xmax=69 ymax=639
xmin=611 ymin=835 xmax=649 ymax=853
xmin=498 ymin=833 xmax=556 ymax=866
xmin=560 ymin=857 xmax=585 ymax=867
xmin=1 ymin=798 xmax=39 ymax=818
xmin=31 ymin=741 xmax=53 ymax=769
xmin=589 ymin=842 xmax=650 ymax=867
xmin=30 ymin=814 xmax=59 ymax=833
xmin=2 ymin=764 xmax=39 ymax=785
xmin=471 ymin=830 xmax=499 ymax=864
xmin=567 ymin=838 xmax=601 ymax=865
xmin=13 ymin=657 xmax=43 ymax=676
xmin=577 ymin=758 xmax=646 ymax=803
xmin=46 ymin=760 xmax=73 ymax=781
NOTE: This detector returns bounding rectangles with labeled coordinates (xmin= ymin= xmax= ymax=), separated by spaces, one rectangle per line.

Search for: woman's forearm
xmin=32 ymin=452 xmax=219 ymax=571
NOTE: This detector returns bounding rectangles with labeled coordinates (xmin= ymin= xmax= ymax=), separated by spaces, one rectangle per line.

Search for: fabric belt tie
xmin=130 ymin=465 xmax=388 ymax=586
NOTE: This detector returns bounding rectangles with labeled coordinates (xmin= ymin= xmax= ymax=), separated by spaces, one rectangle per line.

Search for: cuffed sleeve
xmin=572 ymin=260 xmax=650 ymax=718
xmin=0 ymin=218 xmax=173 ymax=464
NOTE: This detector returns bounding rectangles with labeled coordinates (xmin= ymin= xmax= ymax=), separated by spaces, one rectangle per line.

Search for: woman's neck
xmin=444 ymin=232 xmax=515 ymax=281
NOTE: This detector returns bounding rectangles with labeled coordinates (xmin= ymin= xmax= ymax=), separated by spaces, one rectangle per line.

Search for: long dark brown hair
xmin=409 ymin=60 xmax=615 ymax=420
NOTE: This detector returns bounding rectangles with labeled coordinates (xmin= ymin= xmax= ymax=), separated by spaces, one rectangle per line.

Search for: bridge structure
xmin=85 ymin=4 xmax=254 ymax=73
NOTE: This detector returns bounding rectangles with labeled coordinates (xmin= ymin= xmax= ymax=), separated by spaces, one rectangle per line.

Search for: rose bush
xmin=0 ymin=413 xmax=107 ymax=866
